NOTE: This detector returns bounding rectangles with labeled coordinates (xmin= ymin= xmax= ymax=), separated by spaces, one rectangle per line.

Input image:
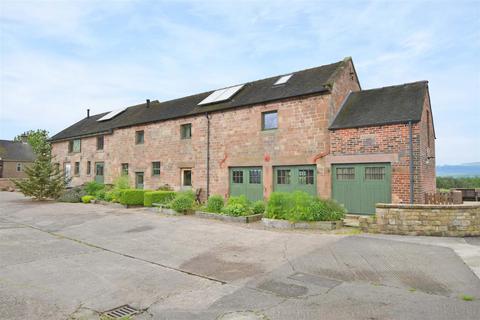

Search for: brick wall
xmin=329 ymin=92 xmax=435 ymax=204
xmin=360 ymin=203 xmax=480 ymax=237
xmin=51 ymin=61 xmax=359 ymax=200
xmin=0 ymin=161 xmax=32 ymax=179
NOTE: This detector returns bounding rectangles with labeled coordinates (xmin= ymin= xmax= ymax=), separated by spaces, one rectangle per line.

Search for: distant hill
xmin=437 ymin=162 xmax=480 ymax=177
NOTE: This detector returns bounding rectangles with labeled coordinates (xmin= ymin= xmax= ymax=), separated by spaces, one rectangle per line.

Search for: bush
xmin=221 ymin=203 xmax=250 ymax=216
xmin=119 ymin=189 xmax=146 ymax=206
xmin=104 ymin=191 xmax=114 ymax=202
xmin=227 ymin=195 xmax=249 ymax=207
xmin=206 ymin=195 xmax=224 ymax=213
xmin=57 ymin=187 xmax=87 ymax=203
xmin=84 ymin=181 xmax=104 ymax=196
xmin=81 ymin=195 xmax=95 ymax=203
xmin=113 ymin=176 xmax=130 ymax=190
xmin=156 ymin=184 xmax=173 ymax=191
xmin=144 ymin=191 xmax=176 ymax=207
xmin=251 ymin=201 xmax=266 ymax=215
xmin=170 ymin=193 xmax=194 ymax=212
xmin=95 ymin=189 xmax=106 ymax=201
xmin=265 ymin=191 xmax=346 ymax=221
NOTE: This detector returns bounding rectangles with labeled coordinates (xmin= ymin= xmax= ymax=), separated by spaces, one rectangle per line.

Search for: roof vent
xmin=97 ymin=107 xmax=126 ymax=122
xmin=274 ymin=74 xmax=292 ymax=86
xmin=146 ymin=99 xmax=150 ymax=108
xmin=198 ymin=84 xmax=244 ymax=105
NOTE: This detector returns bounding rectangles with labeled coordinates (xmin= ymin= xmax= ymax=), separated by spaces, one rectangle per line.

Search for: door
xmin=135 ymin=172 xmax=144 ymax=189
xmin=273 ymin=165 xmax=317 ymax=196
xmin=64 ymin=163 xmax=72 ymax=186
xmin=95 ymin=162 xmax=104 ymax=184
xmin=332 ymin=163 xmax=391 ymax=214
xmin=229 ymin=167 xmax=263 ymax=202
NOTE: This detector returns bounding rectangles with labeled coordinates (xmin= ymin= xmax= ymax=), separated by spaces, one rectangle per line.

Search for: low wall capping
xmin=376 ymin=203 xmax=480 ymax=210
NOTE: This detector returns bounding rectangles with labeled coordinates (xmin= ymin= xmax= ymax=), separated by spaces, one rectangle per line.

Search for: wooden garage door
xmin=229 ymin=167 xmax=263 ymax=202
xmin=273 ymin=165 xmax=317 ymax=196
xmin=332 ymin=163 xmax=391 ymax=214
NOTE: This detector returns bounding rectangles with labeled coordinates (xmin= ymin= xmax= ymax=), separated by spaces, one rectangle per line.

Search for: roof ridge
xmin=355 ymin=80 xmax=428 ymax=94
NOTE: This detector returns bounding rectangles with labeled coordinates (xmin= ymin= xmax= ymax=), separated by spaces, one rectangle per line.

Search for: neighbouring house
xmin=50 ymin=57 xmax=436 ymax=214
xmin=0 ymin=140 xmax=35 ymax=180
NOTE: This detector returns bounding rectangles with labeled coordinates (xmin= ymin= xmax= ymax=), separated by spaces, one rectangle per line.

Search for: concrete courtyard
xmin=1 ymin=191 xmax=479 ymax=320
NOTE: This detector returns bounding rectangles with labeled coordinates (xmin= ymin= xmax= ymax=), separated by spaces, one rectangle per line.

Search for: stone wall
xmin=359 ymin=203 xmax=480 ymax=237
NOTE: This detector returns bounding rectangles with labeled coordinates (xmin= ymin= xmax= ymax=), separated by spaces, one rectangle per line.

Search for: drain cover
xmin=102 ymin=305 xmax=140 ymax=319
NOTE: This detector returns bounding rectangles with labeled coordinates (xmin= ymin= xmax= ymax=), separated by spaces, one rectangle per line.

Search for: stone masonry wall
xmin=359 ymin=203 xmax=480 ymax=237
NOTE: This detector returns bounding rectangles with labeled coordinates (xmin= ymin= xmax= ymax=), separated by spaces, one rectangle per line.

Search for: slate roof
xmin=0 ymin=140 xmax=36 ymax=161
xmin=329 ymin=81 xmax=428 ymax=130
xmin=50 ymin=59 xmax=347 ymax=141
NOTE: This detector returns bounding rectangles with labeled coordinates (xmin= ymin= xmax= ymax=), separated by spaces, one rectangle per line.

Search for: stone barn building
xmin=50 ymin=58 xmax=436 ymax=214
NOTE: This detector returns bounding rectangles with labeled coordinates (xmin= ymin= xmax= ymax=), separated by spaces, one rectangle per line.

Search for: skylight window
xmin=198 ymin=84 xmax=244 ymax=105
xmin=97 ymin=108 xmax=126 ymax=122
xmin=274 ymin=74 xmax=293 ymax=86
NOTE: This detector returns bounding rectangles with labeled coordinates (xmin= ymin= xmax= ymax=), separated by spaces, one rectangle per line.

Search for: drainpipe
xmin=408 ymin=120 xmax=414 ymax=204
xmin=205 ymin=113 xmax=211 ymax=198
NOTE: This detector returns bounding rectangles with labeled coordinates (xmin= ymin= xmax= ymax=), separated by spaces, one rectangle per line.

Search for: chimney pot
xmin=146 ymin=99 xmax=150 ymax=108
xmin=87 ymin=109 xmax=90 ymax=118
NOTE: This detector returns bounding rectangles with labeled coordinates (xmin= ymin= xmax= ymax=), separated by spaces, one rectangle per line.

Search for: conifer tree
xmin=13 ymin=137 xmax=67 ymax=200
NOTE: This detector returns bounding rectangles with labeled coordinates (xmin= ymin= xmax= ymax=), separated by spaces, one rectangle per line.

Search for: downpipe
xmin=408 ymin=120 xmax=414 ymax=204
xmin=205 ymin=113 xmax=211 ymax=198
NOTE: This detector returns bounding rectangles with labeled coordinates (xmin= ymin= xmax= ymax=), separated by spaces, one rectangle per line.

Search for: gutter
xmin=408 ymin=120 xmax=414 ymax=204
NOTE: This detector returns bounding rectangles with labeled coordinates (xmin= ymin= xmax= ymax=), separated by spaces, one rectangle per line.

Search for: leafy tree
xmin=12 ymin=138 xmax=67 ymax=200
xmin=14 ymin=129 xmax=49 ymax=155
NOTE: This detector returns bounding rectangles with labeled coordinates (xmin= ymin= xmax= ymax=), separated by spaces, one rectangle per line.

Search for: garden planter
xmin=95 ymin=200 xmax=125 ymax=209
xmin=262 ymin=218 xmax=343 ymax=230
xmin=195 ymin=211 xmax=263 ymax=223
xmin=158 ymin=208 xmax=194 ymax=215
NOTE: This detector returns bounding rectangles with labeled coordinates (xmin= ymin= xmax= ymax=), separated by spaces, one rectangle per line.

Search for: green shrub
xmin=84 ymin=181 xmax=104 ymax=196
xmin=170 ymin=193 xmax=194 ymax=212
xmin=206 ymin=195 xmax=224 ymax=213
xmin=119 ymin=189 xmax=146 ymax=206
xmin=251 ymin=201 xmax=266 ymax=215
xmin=95 ymin=189 xmax=106 ymax=201
xmin=104 ymin=191 xmax=114 ymax=202
xmin=113 ymin=176 xmax=130 ymax=190
xmin=156 ymin=184 xmax=173 ymax=191
xmin=81 ymin=195 xmax=95 ymax=203
xmin=144 ymin=191 xmax=176 ymax=207
xmin=227 ymin=195 xmax=249 ymax=207
xmin=265 ymin=191 xmax=346 ymax=221
xmin=221 ymin=203 xmax=250 ymax=216
xmin=57 ymin=187 xmax=87 ymax=203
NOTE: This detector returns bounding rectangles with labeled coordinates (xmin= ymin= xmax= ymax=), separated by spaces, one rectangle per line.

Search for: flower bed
xmin=195 ymin=210 xmax=262 ymax=223
xmin=262 ymin=218 xmax=343 ymax=230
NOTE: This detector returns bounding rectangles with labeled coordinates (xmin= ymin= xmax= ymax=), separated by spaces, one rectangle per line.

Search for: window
xmin=16 ymin=163 xmax=22 ymax=172
xmin=232 ymin=170 xmax=243 ymax=184
xmin=152 ymin=161 xmax=161 ymax=176
xmin=262 ymin=111 xmax=278 ymax=130
xmin=365 ymin=167 xmax=385 ymax=180
xmin=121 ymin=163 xmax=129 ymax=176
xmin=97 ymin=136 xmax=104 ymax=150
xmin=277 ymin=169 xmax=291 ymax=184
xmin=135 ymin=130 xmax=144 ymax=144
xmin=298 ymin=169 xmax=314 ymax=185
xmin=180 ymin=123 xmax=192 ymax=139
xmin=86 ymin=161 xmax=91 ymax=175
xmin=274 ymin=74 xmax=292 ymax=85
xmin=68 ymin=139 xmax=81 ymax=153
xmin=182 ymin=169 xmax=192 ymax=187
xmin=249 ymin=169 xmax=261 ymax=184
xmin=74 ymin=162 xmax=80 ymax=176
xmin=336 ymin=167 xmax=355 ymax=180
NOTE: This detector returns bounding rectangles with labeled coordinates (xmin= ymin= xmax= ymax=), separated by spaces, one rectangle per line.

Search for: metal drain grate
xmin=102 ymin=305 xmax=140 ymax=319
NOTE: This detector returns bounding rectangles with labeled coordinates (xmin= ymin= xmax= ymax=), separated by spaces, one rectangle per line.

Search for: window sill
xmin=261 ymin=128 xmax=278 ymax=133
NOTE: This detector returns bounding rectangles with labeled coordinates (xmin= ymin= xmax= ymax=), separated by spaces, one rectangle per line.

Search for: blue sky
xmin=0 ymin=0 xmax=478 ymax=165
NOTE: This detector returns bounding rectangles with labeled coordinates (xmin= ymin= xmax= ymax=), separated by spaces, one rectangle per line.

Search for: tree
xmin=14 ymin=129 xmax=49 ymax=155
xmin=12 ymin=136 xmax=68 ymax=200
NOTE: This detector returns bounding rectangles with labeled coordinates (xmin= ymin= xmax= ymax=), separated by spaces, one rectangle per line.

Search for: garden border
xmin=262 ymin=218 xmax=343 ymax=230
xmin=195 ymin=211 xmax=262 ymax=223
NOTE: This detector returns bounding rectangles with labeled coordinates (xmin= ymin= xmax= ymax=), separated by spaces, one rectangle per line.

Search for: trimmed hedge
xmin=144 ymin=191 xmax=176 ymax=207
xmin=119 ymin=189 xmax=147 ymax=206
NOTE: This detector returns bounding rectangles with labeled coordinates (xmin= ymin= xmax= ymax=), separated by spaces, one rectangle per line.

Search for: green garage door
xmin=273 ymin=165 xmax=317 ymax=196
xmin=229 ymin=167 xmax=263 ymax=201
xmin=332 ymin=163 xmax=391 ymax=214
